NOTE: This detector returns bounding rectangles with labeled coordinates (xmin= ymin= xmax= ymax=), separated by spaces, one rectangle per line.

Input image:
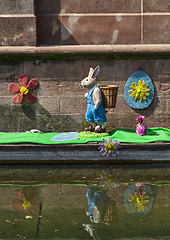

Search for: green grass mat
xmin=0 ymin=127 xmax=169 ymax=144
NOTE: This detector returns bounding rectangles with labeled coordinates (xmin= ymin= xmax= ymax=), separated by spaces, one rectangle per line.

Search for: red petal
xmin=26 ymin=92 xmax=37 ymax=103
xmin=12 ymin=92 xmax=23 ymax=104
xmin=26 ymin=78 xmax=39 ymax=90
xmin=18 ymin=74 xmax=28 ymax=87
xmin=8 ymin=83 xmax=20 ymax=93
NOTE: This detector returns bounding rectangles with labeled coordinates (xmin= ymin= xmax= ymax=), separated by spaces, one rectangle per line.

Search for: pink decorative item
xmin=136 ymin=183 xmax=145 ymax=187
xmin=136 ymin=116 xmax=147 ymax=136
xmin=8 ymin=74 xmax=39 ymax=104
xmin=136 ymin=183 xmax=145 ymax=195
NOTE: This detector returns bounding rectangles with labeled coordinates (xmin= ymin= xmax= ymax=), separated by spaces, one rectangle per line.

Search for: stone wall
xmin=0 ymin=0 xmax=169 ymax=132
xmin=0 ymin=54 xmax=169 ymax=132
xmin=35 ymin=0 xmax=170 ymax=45
xmin=0 ymin=0 xmax=36 ymax=46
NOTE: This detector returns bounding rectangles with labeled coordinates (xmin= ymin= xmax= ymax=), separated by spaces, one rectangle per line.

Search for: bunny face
xmin=81 ymin=66 xmax=100 ymax=89
xmin=81 ymin=76 xmax=96 ymax=88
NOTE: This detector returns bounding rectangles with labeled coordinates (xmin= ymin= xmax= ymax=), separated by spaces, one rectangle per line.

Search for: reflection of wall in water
xmin=1 ymin=183 xmax=170 ymax=239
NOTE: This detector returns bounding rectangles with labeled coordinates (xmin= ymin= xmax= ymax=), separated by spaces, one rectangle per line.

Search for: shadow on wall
xmin=0 ymin=101 xmax=81 ymax=132
xmin=35 ymin=0 xmax=79 ymax=45
xmin=60 ymin=24 xmax=79 ymax=45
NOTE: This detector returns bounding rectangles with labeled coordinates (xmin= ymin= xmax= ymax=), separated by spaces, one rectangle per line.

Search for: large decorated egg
xmin=124 ymin=70 xmax=154 ymax=109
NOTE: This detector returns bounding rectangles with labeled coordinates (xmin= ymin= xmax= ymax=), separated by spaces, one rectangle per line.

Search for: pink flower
xmin=136 ymin=189 xmax=145 ymax=195
xmin=136 ymin=183 xmax=145 ymax=195
xmin=136 ymin=183 xmax=145 ymax=187
xmin=8 ymin=74 xmax=39 ymax=104
xmin=136 ymin=123 xmax=147 ymax=136
xmin=136 ymin=116 xmax=145 ymax=123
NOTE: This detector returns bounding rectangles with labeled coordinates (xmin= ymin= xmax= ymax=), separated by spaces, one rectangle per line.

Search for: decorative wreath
xmin=124 ymin=184 xmax=154 ymax=216
xmin=124 ymin=70 xmax=154 ymax=109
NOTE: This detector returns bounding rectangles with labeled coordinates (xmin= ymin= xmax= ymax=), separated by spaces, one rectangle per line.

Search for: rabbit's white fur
xmin=81 ymin=66 xmax=107 ymax=132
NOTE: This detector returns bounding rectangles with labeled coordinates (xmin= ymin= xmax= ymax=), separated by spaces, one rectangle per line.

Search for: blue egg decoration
xmin=124 ymin=70 xmax=154 ymax=109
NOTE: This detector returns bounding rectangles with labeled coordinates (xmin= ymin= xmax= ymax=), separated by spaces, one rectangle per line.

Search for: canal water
xmin=0 ymin=164 xmax=170 ymax=239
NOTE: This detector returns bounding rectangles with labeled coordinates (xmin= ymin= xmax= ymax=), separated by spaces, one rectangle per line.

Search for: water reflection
xmin=0 ymin=166 xmax=170 ymax=239
xmin=11 ymin=187 xmax=40 ymax=218
xmin=124 ymin=183 xmax=154 ymax=216
xmin=86 ymin=188 xmax=118 ymax=219
xmin=99 ymin=169 xmax=120 ymax=190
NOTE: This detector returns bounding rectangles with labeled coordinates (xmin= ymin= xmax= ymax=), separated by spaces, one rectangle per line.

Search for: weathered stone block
xmin=107 ymin=111 xmax=136 ymax=129
xmin=38 ymin=97 xmax=60 ymax=114
xmin=156 ymin=60 xmax=170 ymax=76
xmin=0 ymin=0 xmax=34 ymax=14
xmin=60 ymin=15 xmax=141 ymax=45
xmin=82 ymin=59 xmax=157 ymax=83
xmin=160 ymin=82 xmax=170 ymax=93
xmin=0 ymin=97 xmax=12 ymax=113
xmin=0 ymin=61 xmax=23 ymax=80
xmin=152 ymin=112 xmax=169 ymax=129
xmin=38 ymin=81 xmax=84 ymax=97
xmin=36 ymin=114 xmax=84 ymax=132
xmin=35 ymin=0 xmax=141 ymax=14
xmin=60 ymin=96 xmax=86 ymax=114
xmin=0 ymin=97 xmax=58 ymax=121
xmin=143 ymin=0 xmax=170 ymax=12
xmin=0 ymin=113 xmax=19 ymax=132
xmin=113 ymin=94 xmax=134 ymax=113
xmin=0 ymin=82 xmax=9 ymax=97
xmin=60 ymin=0 xmax=141 ymax=13
xmin=36 ymin=15 xmax=61 ymax=46
xmin=24 ymin=60 xmax=84 ymax=79
xmin=143 ymin=15 xmax=170 ymax=44
xmin=0 ymin=16 xmax=36 ymax=46
xmin=37 ymin=81 xmax=59 ymax=97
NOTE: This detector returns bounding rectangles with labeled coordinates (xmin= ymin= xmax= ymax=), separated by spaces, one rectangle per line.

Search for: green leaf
xmin=26 ymin=216 xmax=33 ymax=219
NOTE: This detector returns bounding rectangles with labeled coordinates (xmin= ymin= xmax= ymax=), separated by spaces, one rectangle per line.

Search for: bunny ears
xmin=88 ymin=66 xmax=100 ymax=79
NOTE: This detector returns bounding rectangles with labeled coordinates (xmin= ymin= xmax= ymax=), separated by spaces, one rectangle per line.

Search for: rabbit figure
xmin=81 ymin=66 xmax=107 ymax=133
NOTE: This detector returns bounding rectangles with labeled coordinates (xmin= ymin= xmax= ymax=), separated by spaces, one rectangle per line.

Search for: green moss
xmin=79 ymin=131 xmax=109 ymax=138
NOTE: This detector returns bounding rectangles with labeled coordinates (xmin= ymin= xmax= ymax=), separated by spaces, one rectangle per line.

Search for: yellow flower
xmin=128 ymin=80 xmax=150 ymax=102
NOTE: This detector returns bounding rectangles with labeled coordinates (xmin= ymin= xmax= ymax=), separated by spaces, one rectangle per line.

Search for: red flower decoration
xmin=8 ymin=74 xmax=39 ymax=104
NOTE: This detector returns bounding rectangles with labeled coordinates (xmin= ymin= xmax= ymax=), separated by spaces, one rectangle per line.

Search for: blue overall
xmin=86 ymin=86 xmax=107 ymax=123
xmin=86 ymin=187 xmax=106 ymax=222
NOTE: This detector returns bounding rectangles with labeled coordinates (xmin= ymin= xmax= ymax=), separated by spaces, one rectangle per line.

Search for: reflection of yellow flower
xmin=128 ymin=80 xmax=150 ymax=102
xmin=23 ymin=200 xmax=31 ymax=210
xmin=11 ymin=188 xmax=40 ymax=217
xmin=128 ymin=191 xmax=149 ymax=212
xmin=100 ymin=169 xmax=120 ymax=190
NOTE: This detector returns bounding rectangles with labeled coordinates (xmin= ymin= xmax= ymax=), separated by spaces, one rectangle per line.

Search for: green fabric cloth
xmin=0 ymin=128 xmax=169 ymax=144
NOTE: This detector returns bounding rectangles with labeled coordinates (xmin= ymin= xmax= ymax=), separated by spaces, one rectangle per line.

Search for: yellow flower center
xmin=128 ymin=80 xmax=150 ymax=102
xmin=108 ymin=144 xmax=112 ymax=149
xmin=20 ymin=87 xmax=29 ymax=95
xmin=105 ymin=143 xmax=116 ymax=153
xmin=23 ymin=200 xmax=31 ymax=210
xmin=128 ymin=191 xmax=149 ymax=212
